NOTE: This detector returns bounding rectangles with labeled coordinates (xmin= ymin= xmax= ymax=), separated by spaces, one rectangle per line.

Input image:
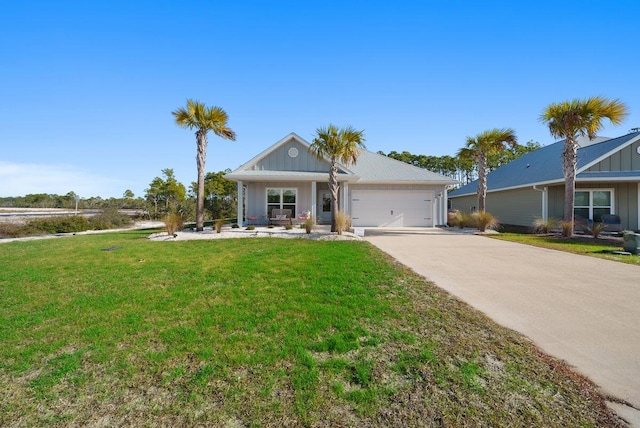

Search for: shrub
xmin=532 ymin=217 xmax=559 ymax=234
xmin=447 ymin=210 xmax=459 ymax=227
xmin=87 ymin=208 xmax=132 ymax=230
xmin=303 ymin=217 xmax=314 ymax=234
xmin=335 ymin=211 xmax=351 ymax=235
xmin=587 ymin=222 xmax=607 ymax=239
xmin=26 ymin=215 xmax=90 ymax=234
xmin=450 ymin=211 xmax=474 ymax=229
xmin=215 ymin=219 xmax=225 ymax=233
xmin=560 ymin=221 xmax=573 ymax=237
xmin=472 ymin=211 xmax=499 ymax=232
xmin=164 ymin=213 xmax=184 ymax=236
xmin=246 ymin=225 xmax=255 ymax=230
xmin=231 ymin=223 xmax=239 ymax=229
xmin=0 ymin=222 xmax=25 ymax=238
xmin=284 ymin=224 xmax=293 ymax=230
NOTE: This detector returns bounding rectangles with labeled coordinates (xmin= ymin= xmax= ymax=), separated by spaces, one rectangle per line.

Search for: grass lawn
xmin=488 ymin=233 xmax=640 ymax=266
xmin=0 ymin=230 xmax=623 ymax=427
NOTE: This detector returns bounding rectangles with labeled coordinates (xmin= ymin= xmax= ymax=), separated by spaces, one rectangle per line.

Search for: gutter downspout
xmin=533 ymin=185 xmax=547 ymax=221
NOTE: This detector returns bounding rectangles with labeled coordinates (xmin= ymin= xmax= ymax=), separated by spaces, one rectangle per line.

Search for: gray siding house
xmin=226 ymin=133 xmax=458 ymax=227
xmin=448 ymin=131 xmax=640 ymax=231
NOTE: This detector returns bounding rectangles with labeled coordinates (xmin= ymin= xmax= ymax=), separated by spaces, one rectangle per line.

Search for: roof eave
xmin=576 ymin=175 xmax=640 ymax=182
xmin=225 ymin=173 xmax=360 ymax=182
xmin=356 ymin=179 xmax=458 ymax=185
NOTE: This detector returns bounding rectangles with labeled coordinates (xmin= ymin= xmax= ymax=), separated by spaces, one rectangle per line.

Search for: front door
xmin=318 ymin=192 xmax=332 ymax=224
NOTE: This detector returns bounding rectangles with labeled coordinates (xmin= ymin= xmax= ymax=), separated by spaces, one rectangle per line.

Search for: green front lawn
xmin=0 ymin=231 xmax=622 ymax=426
xmin=488 ymin=233 xmax=640 ymax=266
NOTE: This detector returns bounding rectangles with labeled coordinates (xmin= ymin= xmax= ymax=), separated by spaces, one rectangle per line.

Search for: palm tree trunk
xmin=329 ymin=161 xmax=339 ymax=233
xmin=476 ymin=155 xmax=487 ymax=212
xmin=562 ymin=138 xmax=578 ymax=236
xmin=196 ymin=129 xmax=208 ymax=232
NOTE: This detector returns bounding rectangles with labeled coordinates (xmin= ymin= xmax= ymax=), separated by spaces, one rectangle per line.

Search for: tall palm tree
xmin=457 ymin=128 xmax=517 ymax=212
xmin=541 ymin=97 xmax=627 ymax=236
xmin=309 ymin=125 xmax=366 ymax=232
xmin=173 ymin=99 xmax=236 ymax=232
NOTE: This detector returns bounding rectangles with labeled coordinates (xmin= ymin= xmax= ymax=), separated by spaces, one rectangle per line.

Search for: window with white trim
xmin=267 ymin=188 xmax=297 ymax=217
xmin=574 ymin=190 xmax=613 ymax=222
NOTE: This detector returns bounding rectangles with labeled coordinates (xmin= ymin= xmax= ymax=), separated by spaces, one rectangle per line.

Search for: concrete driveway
xmin=365 ymin=228 xmax=640 ymax=426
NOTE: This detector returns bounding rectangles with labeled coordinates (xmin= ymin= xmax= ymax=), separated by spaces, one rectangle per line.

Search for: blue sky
xmin=2 ymin=1 xmax=639 ymax=198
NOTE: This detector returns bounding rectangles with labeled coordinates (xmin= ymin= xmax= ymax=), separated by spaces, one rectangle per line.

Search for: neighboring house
xmin=225 ymin=133 xmax=458 ymax=227
xmin=448 ymin=131 xmax=640 ymax=231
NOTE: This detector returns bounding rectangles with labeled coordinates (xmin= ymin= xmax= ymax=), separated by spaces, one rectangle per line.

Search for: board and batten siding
xmin=548 ymin=183 xmax=639 ymax=230
xmin=252 ymin=139 xmax=329 ymax=172
xmin=245 ymin=182 xmax=313 ymax=219
xmin=585 ymin=139 xmax=640 ymax=172
xmin=450 ymin=187 xmax=543 ymax=227
xmin=449 ymin=195 xmax=476 ymax=214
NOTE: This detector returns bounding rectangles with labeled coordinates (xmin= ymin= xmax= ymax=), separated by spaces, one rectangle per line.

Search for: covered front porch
xmin=235 ymin=179 xmax=353 ymax=227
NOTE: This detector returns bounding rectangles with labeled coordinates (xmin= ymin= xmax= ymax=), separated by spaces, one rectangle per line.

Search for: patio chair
xmin=573 ymin=215 xmax=591 ymax=233
xmin=601 ymin=214 xmax=622 ymax=234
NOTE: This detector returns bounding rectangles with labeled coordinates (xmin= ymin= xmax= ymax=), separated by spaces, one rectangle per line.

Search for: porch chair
xmin=601 ymin=214 xmax=622 ymax=234
xmin=269 ymin=209 xmax=292 ymax=226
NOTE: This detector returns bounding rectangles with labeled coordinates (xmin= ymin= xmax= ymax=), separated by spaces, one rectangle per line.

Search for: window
xmin=574 ymin=190 xmax=613 ymax=222
xmin=267 ymin=188 xmax=297 ymax=217
xmin=322 ymin=193 xmax=331 ymax=212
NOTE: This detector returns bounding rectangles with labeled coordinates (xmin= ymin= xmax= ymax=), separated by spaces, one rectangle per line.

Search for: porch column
xmin=311 ymin=181 xmax=317 ymax=223
xmin=341 ymin=182 xmax=349 ymax=215
xmin=236 ymin=180 xmax=244 ymax=226
xmin=441 ymin=190 xmax=448 ymax=226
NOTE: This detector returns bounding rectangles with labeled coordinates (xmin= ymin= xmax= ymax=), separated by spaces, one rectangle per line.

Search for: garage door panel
xmin=351 ymin=191 xmax=433 ymax=227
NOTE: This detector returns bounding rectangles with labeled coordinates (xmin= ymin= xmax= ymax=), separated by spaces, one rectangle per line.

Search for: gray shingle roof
xmin=449 ymin=132 xmax=640 ymax=197
xmin=349 ymin=150 xmax=458 ymax=183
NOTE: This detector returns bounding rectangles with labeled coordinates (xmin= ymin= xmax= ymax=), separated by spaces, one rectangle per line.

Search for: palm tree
xmin=309 ymin=125 xmax=366 ymax=232
xmin=541 ymin=97 xmax=627 ymax=236
xmin=173 ymin=99 xmax=236 ymax=232
xmin=457 ymin=128 xmax=517 ymax=212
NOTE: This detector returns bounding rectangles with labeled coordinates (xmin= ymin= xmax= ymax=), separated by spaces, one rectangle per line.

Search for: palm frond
xmin=541 ymin=96 xmax=628 ymax=141
xmin=459 ymin=128 xmax=517 ymax=158
xmin=172 ymin=99 xmax=236 ymax=140
xmin=309 ymin=124 xmax=365 ymax=165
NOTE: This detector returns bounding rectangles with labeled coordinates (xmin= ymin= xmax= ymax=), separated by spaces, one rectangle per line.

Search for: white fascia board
xmin=356 ymin=180 xmax=458 ymax=185
xmin=449 ymin=179 xmax=565 ymax=198
xmin=225 ymin=173 xmax=360 ymax=182
xmin=576 ymin=176 xmax=640 ymax=182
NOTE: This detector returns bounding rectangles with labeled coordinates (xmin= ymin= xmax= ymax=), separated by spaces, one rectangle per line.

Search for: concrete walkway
xmin=365 ymin=228 xmax=640 ymax=426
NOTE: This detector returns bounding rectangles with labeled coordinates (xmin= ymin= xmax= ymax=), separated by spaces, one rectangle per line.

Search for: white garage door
xmin=351 ymin=190 xmax=434 ymax=227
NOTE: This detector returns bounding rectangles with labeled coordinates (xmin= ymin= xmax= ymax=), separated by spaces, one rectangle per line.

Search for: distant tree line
xmin=378 ymin=140 xmax=541 ymax=186
xmin=0 ymin=191 xmax=145 ymax=211
xmin=0 ymin=168 xmax=238 ymax=224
